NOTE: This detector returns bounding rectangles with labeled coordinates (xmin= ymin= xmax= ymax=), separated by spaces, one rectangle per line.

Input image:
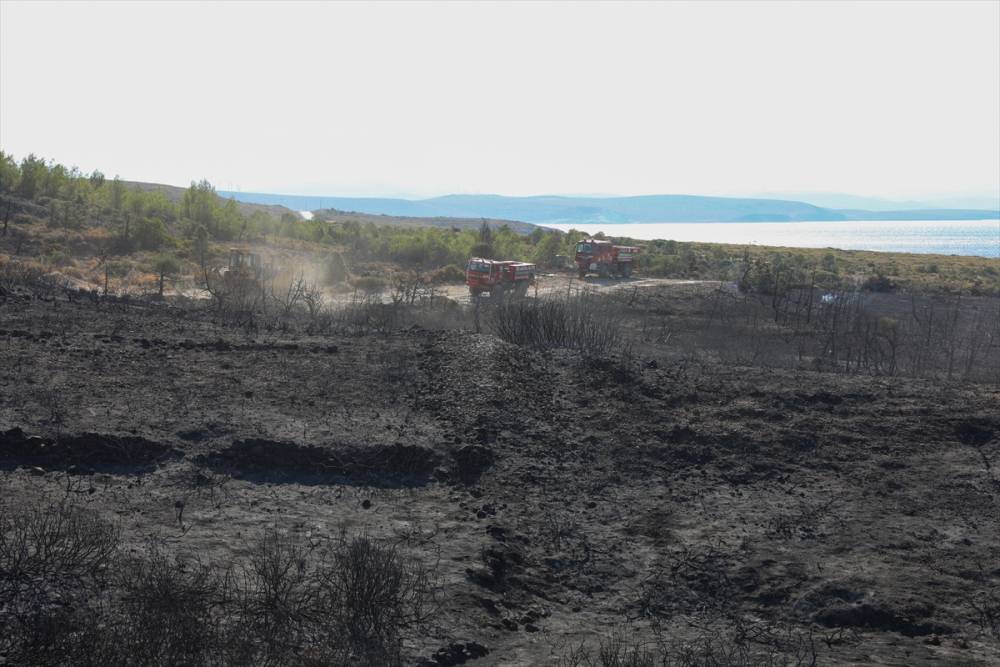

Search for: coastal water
xmin=547 ymin=220 xmax=999 ymax=258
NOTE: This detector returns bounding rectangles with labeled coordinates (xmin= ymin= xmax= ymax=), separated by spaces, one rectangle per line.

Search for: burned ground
xmin=1 ymin=291 xmax=999 ymax=665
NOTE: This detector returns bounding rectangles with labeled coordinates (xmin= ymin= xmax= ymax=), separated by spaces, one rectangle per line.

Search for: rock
xmin=425 ymin=641 xmax=490 ymax=666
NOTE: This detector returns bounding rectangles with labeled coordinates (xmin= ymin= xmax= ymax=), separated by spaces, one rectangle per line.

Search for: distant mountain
xmin=836 ymin=209 xmax=1000 ymax=221
xmin=762 ymin=190 xmax=1000 ymax=212
xmin=757 ymin=191 xmax=930 ymax=211
xmin=311 ymin=208 xmax=541 ymax=234
xmin=922 ymin=194 xmax=1000 ymax=210
xmin=220 ymin=190 xmax=999 ymax=225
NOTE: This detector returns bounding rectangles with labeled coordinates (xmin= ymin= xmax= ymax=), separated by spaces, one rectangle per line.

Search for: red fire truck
xmin=466 ymin=258 xmax=536 ymax=299
xmin=574 ymin=239 xmax=640 ymax=278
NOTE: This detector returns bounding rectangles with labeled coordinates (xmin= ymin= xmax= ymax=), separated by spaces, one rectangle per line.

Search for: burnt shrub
xmin=1 ymin=500 xmax=440 ymax=666
xmin=0 ymin=502 xmax=120 ymax=665
xmin=489 ymin=293 xmax=625 ymax=358
xmin=318 ymin=534 xmax=437 ymax=660
xmin=556 ymin=624 xmax=819 ymax=667
xmin=220 ymin=529 xmax=321 ymax=664
xmin=92 ymin=545 xmax=221 ymax=665
xmin=0 ymin=501 xmax=119 ymax=588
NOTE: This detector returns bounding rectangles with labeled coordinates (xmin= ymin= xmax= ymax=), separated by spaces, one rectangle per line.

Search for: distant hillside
xmin=220 ymin=190 xmax=1000 ymax=225
xmin=758 ymin=191 xmax=931 ymax=211
xmin=311 ymin=208 xmax=542 ymax=234
xmin=220 ymin=191 xmax=841 ymax=223
xmin=125 ymin=181 xmax=296 ymax=220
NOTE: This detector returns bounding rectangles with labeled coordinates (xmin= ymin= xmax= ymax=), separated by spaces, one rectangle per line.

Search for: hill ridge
xmin=218 ymin=190 xmax=1000 ymax=224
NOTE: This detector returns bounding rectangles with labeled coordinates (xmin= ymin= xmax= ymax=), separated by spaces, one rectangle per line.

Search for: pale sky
xmin=1 ymin=0 xmax=998 ymax=199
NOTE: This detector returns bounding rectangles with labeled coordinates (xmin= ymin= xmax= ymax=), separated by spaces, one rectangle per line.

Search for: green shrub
xmin=43 ymin=249 xmax=71 ymax=267
xmin=862 ymin=273 xmax=897 ymax=293
xmin=133 ymin=217 xmax=169 ymax=251
xmin=427 ymin=264 xmax=465 ymax=284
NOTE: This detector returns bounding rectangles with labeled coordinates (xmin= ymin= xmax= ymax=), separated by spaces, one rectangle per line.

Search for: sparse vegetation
xmin=4 ymin=150 xmax=996 ymax=301
xmin=0 ymin=500 xmax=438 ymax=666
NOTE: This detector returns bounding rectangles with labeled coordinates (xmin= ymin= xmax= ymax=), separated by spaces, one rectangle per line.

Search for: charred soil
xmin=1 ymin=293 xmax=999 ymax=665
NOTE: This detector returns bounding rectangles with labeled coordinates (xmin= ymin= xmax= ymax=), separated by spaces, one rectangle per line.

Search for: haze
xmin=1 ymin=0 xmax=998 ymax=202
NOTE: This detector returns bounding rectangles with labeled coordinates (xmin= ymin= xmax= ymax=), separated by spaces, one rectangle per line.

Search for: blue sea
xmin=547 ymin=220 xmax=999 ymax=258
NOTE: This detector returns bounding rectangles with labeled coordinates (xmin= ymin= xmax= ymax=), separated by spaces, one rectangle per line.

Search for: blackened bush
xmin=0 ymin=502 xmax=119 ymax=666
xmin=489 ymin=293 xmax=625 ymax=358
xmin=557 ymin=626 xmax=819 ymax=667
xmin=319 ymin=534 xmax=436 ymax=661
xmin=2 ymin=507 xmax=438 ymax=666
xmin=0 ymin=502 xmax=119 ymax=588
xmin=558 ymin=632 xmax=656 ymax=667
xmin=222 ymin=528 xmax=317 ymax=661
xmin=88 ymin=545 xmax=221 ymax=666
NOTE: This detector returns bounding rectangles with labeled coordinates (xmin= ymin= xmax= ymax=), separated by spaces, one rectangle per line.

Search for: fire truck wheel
xmin=578 ymin=268 xmax=587 ymax=279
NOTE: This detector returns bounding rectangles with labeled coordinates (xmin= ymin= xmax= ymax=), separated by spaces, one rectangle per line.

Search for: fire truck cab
xmin=574 ymin=239 xmax=639 ymax=279
xmin=466 ymin=258 xmax=536 ymax=300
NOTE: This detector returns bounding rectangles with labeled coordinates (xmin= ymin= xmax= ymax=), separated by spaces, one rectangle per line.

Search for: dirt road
xmin=437 ymin=273 xmax=711 ymax=304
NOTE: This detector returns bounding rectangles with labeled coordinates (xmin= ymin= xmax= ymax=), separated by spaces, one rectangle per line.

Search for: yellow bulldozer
xmin=219 ymin=247 xmax=270 ymax=296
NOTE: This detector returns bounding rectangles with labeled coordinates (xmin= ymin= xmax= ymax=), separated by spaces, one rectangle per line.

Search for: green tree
xmin=108 ymin=176 xmax=125 ymax=212
xmin=182 ymin=180 xmax=219 ymax=235
xmin=192 ymin=224 xmax=210 ymax=278
xmin=152 ymin=254 xmax=181 ymax=297
xmin=16 ymin=154 xmax=47 ymax=200
xmin=470 ymin=220 xmax=495 ymax=259
xmin=0 ymin=151 xmax=19 ymax=194
xmin=532 ymin=231 xmax=562 ymax=268
xmin=44 ymin=163 xmax=69 ymax=198
xmin=133 ymin=217 xmax=168 ymax=251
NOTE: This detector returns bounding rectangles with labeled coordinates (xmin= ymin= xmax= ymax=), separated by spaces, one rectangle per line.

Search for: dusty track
xmin=438 ymin=273 xmax=711 ymax=304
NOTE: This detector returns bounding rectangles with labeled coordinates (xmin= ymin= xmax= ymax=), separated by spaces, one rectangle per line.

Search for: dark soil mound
xmin=953 ymin=416 xmax=997 ymax=447
xmin=200 ymin=438 xmax=440 ymax=487
xmin=451 ymin=444 xmax=496 ymax=484
xmin=814 ymin=602 xmax=952 ymax=637
xmin=0 ymin=428 xmax=180 ymax=473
